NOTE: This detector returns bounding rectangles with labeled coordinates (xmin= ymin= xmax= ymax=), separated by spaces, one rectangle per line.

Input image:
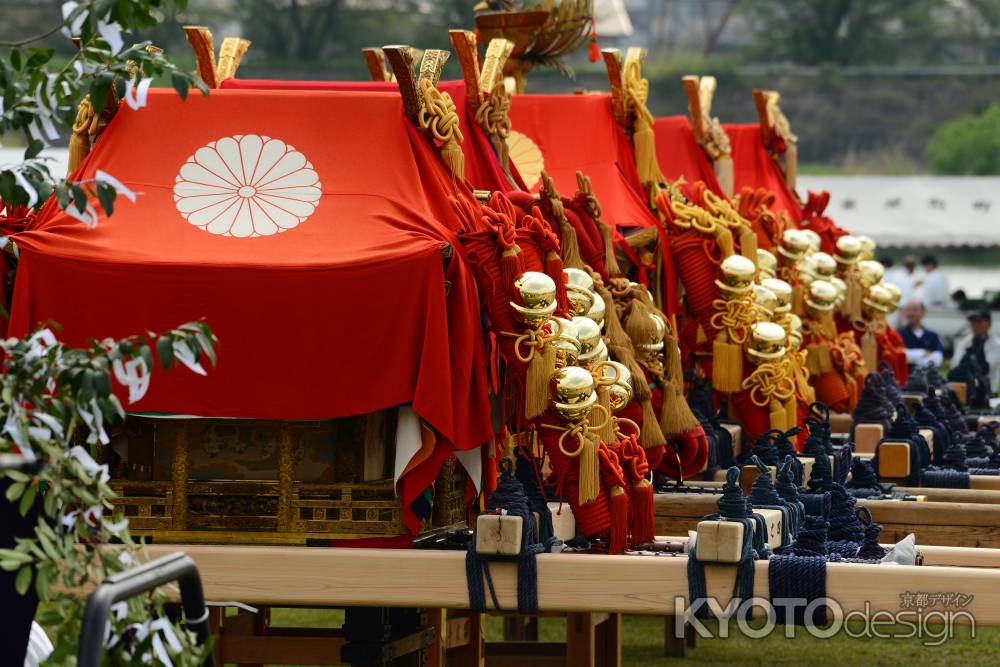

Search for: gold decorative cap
xmin=566 ymin=284 xmax=596 ymax=317
xmin=778 ymin=229 xmax=810 ymax=262
xmin=787 ymin=313 xmax=803 ymax=348
xmin=601 ymin=361 xmax=633 ymax=412
xmin=835 ymin=235 xmax=862 ymax=265
xmin=864 ymin=283 xmax=894 ymax=314
xmin=757 ymin=248 xmax=777 ymax=279
xmin=586 ymin=292 xmax=606 ymax=328
xmin=564 ymin=267 xmax=595 ymax=291
xmin=747 ymin=321 xmax=787 ymax=361
xmin=551 ymin=365 xmax=597 ymax=420
xmin=761 ymin=278 xmax=793 ymax=314
xmin=805 ymin=279 xmax=837 ymax=313
xmin=511 ymin=271 xmax=558 ymax=325
xmin=549 ymin=317 xmax=581 ymax=367
xmin=857 ymin=235 xmax=876 ymax=261
xmin=571 ymin=316 xmax=602 ymax=355
xmin=858 ymin=260 xmax=885 ymax=289
xmin=800 ymin=229 xmax=821 ymax=254
xmin=716 ymin=254 xmax=757 ymax=294
xmin=753 ymin=284 xmax=779 ymax=319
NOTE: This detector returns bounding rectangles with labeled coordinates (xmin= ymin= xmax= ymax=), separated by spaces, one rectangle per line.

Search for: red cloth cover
xmin=724 ymin=123 xmax=801 ymax=221
xmin=508 ymin=94 xmax=657 ymax=231
xmin=652 ymin=116 xmax=724 ymax=195
xmin=221 ymin=78 xmax=520 ymax=193
xmin=8 ymin=89 xmax=493 ymax=534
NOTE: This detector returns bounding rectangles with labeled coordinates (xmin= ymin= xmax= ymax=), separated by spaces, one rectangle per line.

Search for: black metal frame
xmin=77 ymin=551 xmax=214 ymax=667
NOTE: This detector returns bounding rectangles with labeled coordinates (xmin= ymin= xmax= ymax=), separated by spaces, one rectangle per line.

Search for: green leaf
xmin=14 ymin=566 xmax=31 ymax=596
xmin=156 ymin=336 xmax=174 ymax=370
xmin=5 ymin=470 xmax=29 ymax=483
xmin=71 ymin=184 xmax=88 ymax=214
xmin=170 ymin=71 xmax=190 ymax=101
xmin=43 ymin=491 xmax=57 ymax=519
xmin=18 ymin=483 xmax=37 ymax=516
xmin=55 ymin=183 xmax=69 ymax=210
xmin=0 ymin=548 xmax=33 ymax=564
xmin=34 ymin=569 xmax=49 ymax=601
xmin=10 ymin=49 xmax=22 ymax=71
xmin=4 ymin=481 xmax=25 ymax=502
xmin=96 ymin=181 xmax=116 ymax=217
xmin=24 ymin=140 xmax=44 ymax=160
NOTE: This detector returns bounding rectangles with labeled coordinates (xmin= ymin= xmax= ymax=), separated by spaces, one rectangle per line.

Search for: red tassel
xmin=588 ymin=31 xmax=600 ymax=63
xmin=609 ymin=485 xmax=628 ymax=554
xmin=630 ymin=480 xmax=655 ymax=545
xmin=545 ymin=250 xmax=569 ymax=314
xmin=501 ymin=246 xmax=523 ymax=300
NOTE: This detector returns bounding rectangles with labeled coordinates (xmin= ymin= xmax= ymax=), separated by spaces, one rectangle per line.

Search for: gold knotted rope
xmin=670 ymin=200 xmax=735 ymax=258
xmin=418 ymin=79 xmax=464 ymax=181
xmin=742 ymin=360 xmax=795 ymax=408
xmin=474 ymin=83 xmax=511 ymax=170
xmin=68 ymin=96 xmax=101 ymax=174
xmin=710 ymin=297 xmax=756 ymax=344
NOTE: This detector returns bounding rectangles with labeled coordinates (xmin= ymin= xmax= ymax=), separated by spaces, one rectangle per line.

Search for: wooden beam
xmin=140 ymin=545 xmax=1000 ymax=624
xmin=362 ymin=48 xmax=392 ymax=82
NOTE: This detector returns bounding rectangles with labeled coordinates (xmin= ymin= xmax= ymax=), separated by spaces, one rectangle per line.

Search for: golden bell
xmin=800 ymin=229 xmax=821 ymax=255
xmin=549 ymin=317 xmax=581 ymax=367
xmin=830 ymin=276 xmax=847 ymax=308
xmin=761 ymin=278 xmax=793 ymax=314
xmin=715 ymin=254 xmax=757 ymax=294
xmin=812 ymin=252 xmax=837 ymax=280
xmin=835 ymin=235 xmax=862 ymax=265
xmin=510 ymin=271 xmax=558 ymax=325
xmin=585 ymin=291 xmax=606 ymax=329
xmin=883 ymin=282 xmax=902 ymax=310
xmin=858 ymin=260 xmax=885 ymax=289
xmin=787 ymin=314 xmax=804 ymax=349
xmin=753 ymin=284 xmax=780 ymax=320
xmin=564 ymin=267 xmax=595 ymax=292
xmin=778 ymin=229 xmax=810 ymax=263
xmin=805 ymin=279 xmax=837 ymax=314
xmin=571 ymin=316 xmax=602 ymax=356
xmin=566 ymin=284 xmax=596 ymax=317
xmin=864 ymin=284 xmax=894 ymax=315
xmin=601 ymin=361 xmax=633 ymax=413
xmin=579 ymin=339 xmax=609 ymax=368
xmin=857 ymin=235 xmax=876 ymax=261
xmin=746 ymin=321 xmax=787 ymax=362
xmin=757 ymin=249 xmax=777 ymax=279
xmin=550 ymin=366 xmax=597 ymax=421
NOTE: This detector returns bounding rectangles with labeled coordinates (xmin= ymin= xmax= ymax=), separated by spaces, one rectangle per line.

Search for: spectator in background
xmin=917 ymin=254 xmax=951 ymax=309
xmin=951 ymin=308 xmax=1000 ymax=393
xmin=899 ymin=299 xmax=944 ymax=368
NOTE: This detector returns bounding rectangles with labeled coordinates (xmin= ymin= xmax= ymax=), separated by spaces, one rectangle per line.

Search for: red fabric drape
xmin=652 ymin=116 xmax=724 ymax=195
xmin=724 ymin=123 xmax=801 ymax=221
xmin=8 ymin=89 xmax=493 ymax=534
xmin=221 ymin=78 xmax=522 ymax=192
xmin=507 ymin=94 xmax=657 ymax=231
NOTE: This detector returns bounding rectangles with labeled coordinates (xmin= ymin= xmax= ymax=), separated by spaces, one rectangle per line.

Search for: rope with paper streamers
xmin=418 ymin=79 xmax=464 ymax=181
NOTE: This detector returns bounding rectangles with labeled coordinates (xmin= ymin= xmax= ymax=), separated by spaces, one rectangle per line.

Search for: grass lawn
xmin=263 ymin=608 xmax=1000 ymax=667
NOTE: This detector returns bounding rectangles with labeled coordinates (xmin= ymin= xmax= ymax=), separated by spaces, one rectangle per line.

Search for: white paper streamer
xmin=123 ymin=78 xmax=153 ymax=111
xmin=97 ymin=20 xmax=124 ymax=55
xmin=61 ymin=2 xmax=87 ymax=37
xmin=95 ymin=169 xmax=138 ymax=203
xmin=12 ymin=167 xmax=39 ymax=208
xmin=64 ymin=200 xmax=99 ymax=228
xmin=172 ymin=341 xmax=206 ymax=376
xmin=113 ymin=356 xmax=150 ymax=403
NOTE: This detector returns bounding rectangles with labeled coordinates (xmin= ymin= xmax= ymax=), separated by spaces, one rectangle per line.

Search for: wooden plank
xmin=425 ymin=608 xmax=446 ymax=667
xmin=218 ymin=633 xmax=344 ymax=665
xmin=895 ymin=487 xmax=1000 ymax=504
xmin=663 ymin=615 xmax=685 ymax=657
xmin=595 ymin=613 xmax=621 ymax=667
xmin=450 ymin=610 xmax=485 ymax=667
xmin=917 ymin=546 xmax=1000 ymax=568
xmin=139 ymin=546 xmax=1000 ymax=624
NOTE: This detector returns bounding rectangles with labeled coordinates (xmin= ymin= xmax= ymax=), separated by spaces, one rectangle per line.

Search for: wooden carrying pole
xmin=141 ymin=545 xmax=1000 ymax=624
xmin=682 ymin=75 xmax=734 ymax=196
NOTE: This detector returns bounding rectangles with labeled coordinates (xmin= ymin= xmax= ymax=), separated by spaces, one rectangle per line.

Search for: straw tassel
xmin=525 ymin=339 xmax=555 ymax=420
xmin=596 ymin=218 xmax=622 ymax=277
xmin=739 ymin=228 xmax=758 ymax=268
xmin=624 ymin=300 xmax=660 ymax=345
xmin=844 ymin=272 xmax=863 ymax=321
xmin=792 ymin=283 xmax=805 ymax=316
xmin=597 ymin=386 xmax=617 ymax=444
xmin=579 ymin=433 xmax=600 ymax=505
xmin=440 ymin=140 xmax=465 ymax=182
xmin=769 ymin=399 xmax=787 ymax=430
xmin=633 ymin=122 xmax=659 ymax=191
xmin=712 ymin=330 xmax=745 ymax=394
xmin=558 ymin=217 xmax=587 ymax=270
xmin=806 ymin=342 xmax=833 ymax=375
xmin=861 ymin=329 xmax=878 ymax=374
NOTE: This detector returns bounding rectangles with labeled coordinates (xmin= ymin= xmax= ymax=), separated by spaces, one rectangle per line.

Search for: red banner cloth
xmin=652 ymin=116 xmax=724 ymax=195
xmin=9 ymin=89 xmax=492 ymax=478
xmin=220 ymin=78 xmax=520 ymax=193
xmin=724 ymin=123 xmax=801 ymax=221
xmin=507 ymin=94 xmax=657 ymax=230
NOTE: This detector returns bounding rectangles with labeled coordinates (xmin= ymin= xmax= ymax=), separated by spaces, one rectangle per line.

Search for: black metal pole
xmin=77 ymin=551 xmax=213 ymax=667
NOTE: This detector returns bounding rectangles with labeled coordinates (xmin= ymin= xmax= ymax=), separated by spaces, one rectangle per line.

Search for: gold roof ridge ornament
xmin=683 ymin=75 xmax=734 ymax=197
xmin=183 ymin=26 xmax=250 ymax=89
xmin=362 ymin=48 xmax=393 ymax=82
xmin=383 ymin=45 xmax=465 ymax=181
xmin=753 ymin=89 xmax=799 ymax=198
xmin=450 ymin=30 xmax=517 ymax=181
xmin=475 ymin=1 xmax=594 ymax=94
